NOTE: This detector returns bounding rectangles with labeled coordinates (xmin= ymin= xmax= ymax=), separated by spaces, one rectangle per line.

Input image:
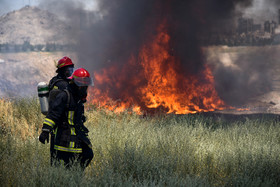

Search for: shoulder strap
xmin=49 ymin=79 xmax=65 ymax=91
xmin=64 ymin=89 xmax=71 ymax=109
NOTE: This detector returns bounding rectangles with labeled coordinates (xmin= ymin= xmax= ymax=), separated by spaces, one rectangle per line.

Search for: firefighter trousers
xmin=54 ymin=142 xmax=94 ymax=170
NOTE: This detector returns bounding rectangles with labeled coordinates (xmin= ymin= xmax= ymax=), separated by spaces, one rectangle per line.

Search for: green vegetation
xmin=1 ymin=98 xmax=280 ymax=186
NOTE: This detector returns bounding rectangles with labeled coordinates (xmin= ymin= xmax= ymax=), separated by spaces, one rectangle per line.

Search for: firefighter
xmin=49 ymin=56 xmax=74 ymax=92
xmin=39 ymin=68 xmax=94 ymax=169
xmin=48 ymin=56 xmax=74 ymax=165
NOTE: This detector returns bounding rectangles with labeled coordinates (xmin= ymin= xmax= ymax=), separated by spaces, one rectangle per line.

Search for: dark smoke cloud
xmin=77 ymin=0 xmax=254 ymax=73
xmin=41 ymin=0 xmax=277 ymax=108
xmin=211 ymin=47 xmax=275 ymax=106
xmin=40 ymin=0 xmax=254 ymax=71
xmin=270 ymin=0 xmax=280 ymax=6
xmin=243 ymin=0 xmax=280 ymax=23
xmin=164 ymin=0 xmax=253 ymax=74
xmin=79 ymin=0 xmax=158 ymax=71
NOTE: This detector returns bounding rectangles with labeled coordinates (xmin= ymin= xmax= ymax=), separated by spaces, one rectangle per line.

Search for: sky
xmin=0 ymin=0 xmax=98 ymax=16
xmin=0 ymin=0 xmax=39 ymax=15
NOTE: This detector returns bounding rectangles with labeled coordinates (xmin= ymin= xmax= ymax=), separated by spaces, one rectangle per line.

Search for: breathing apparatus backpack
xmin=37 ymin=82 xmax=49 ymax=115
xmin=37 ymin=79 xmax=70 ymax=115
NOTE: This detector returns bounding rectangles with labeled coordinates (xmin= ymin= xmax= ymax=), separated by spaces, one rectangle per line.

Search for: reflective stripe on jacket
xmin=43 ymin=86 xmax=87 ymax=153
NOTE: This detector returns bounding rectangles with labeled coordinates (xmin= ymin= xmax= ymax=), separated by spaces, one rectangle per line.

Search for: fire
xmin=89 ymin=22 xmax=230 ymax=114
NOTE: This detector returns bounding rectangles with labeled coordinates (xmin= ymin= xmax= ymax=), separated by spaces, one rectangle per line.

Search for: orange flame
xmin=89 ymin=22 xmax=230 ymax=114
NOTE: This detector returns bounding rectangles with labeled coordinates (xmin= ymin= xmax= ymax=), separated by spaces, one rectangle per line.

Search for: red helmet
xmin=69 ymin=68 xmax=93 ymax=86
xmin=57 ymin=56 xmax=74 ymax=69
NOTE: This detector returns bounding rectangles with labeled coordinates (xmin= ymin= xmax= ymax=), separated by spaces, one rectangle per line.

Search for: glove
xmin=39 ymin=130 xmax=49 ymax=144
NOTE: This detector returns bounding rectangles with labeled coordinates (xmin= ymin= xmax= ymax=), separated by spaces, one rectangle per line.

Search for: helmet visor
xmin=73 ymin=76 xmax=94 ymax=87
xmin=64 ymin=67 xmax=74 ymax=77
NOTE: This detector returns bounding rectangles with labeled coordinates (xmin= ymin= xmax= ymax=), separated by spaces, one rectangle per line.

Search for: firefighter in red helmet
xmin=47 ymin=56 xmax=75 ymax=165
xmin=49 ymin=56 xmax=74 ymax=91
xmin=39 ymin=68 xmax=94 ymax=169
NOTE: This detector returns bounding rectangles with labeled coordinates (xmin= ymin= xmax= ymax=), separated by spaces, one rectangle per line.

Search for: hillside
xmin=0 ymin=5 xmax=73 ymax=45
xmin=0 ymin=6 xmax=77 ymax=98
xmin=0 ymin=52 xmax=77 ymax=98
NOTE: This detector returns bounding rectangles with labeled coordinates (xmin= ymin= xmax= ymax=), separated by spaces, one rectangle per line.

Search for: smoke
xmin=270 ymin=0 xmax=280 ymax=6
xmin=38 ymin=0 xmax=278 ymax=108
xmin=39 ymin=0 xmax=254 ymax=72
xmin=243 ymin=0 xmax=280 ymax=23
xmin=74 ymin=0 xmax=254 ymax=73
xmin=210 ymin=47 xmax=274 ymax=105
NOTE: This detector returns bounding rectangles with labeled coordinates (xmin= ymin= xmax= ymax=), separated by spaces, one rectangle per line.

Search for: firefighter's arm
xmin=39 ymin=117 xmax=56 ymax=144
xmin=47 ymin=91 xmax=68 ymax=123
xmin=39 ymin=92 xmax=67 ymax=144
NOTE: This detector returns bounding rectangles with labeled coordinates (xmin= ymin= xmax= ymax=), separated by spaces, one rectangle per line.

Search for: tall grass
xmin=1 ymin=98 xmax=280 ymax=186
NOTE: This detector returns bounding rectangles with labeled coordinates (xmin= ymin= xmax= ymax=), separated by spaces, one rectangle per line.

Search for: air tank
xmin=37 ymin=82 xmax=49 ymax=115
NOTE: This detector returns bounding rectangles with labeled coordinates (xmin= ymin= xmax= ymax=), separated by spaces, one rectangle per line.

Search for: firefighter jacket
xmin=42 ymin=85 xmax=91 ymax=153
xmin=48 ymin=74 xmax=69 ymax=107
xmin=48 ymin=74 xmax=69 ymax=91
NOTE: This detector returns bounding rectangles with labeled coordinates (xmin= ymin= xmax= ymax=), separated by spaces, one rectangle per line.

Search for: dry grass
xmin=1 ymin=98 xmax=280 ymax=186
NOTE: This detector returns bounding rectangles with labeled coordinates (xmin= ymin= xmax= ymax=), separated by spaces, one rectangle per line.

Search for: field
xmin=1 ymin=98 xmax=280 ymax=186
xmin=1 ymin=46 xmax=280 ymax=186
